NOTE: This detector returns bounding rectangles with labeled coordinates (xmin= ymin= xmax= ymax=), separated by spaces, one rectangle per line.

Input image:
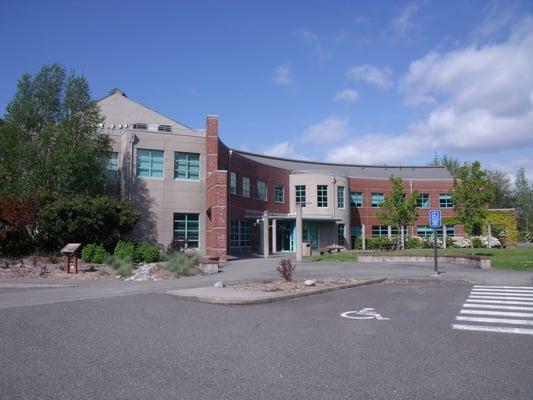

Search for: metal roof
xmin=233 ymin=150 xmax=452 ymax=180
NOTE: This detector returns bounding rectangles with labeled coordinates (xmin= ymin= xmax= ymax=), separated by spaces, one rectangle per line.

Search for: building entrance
xmin=276 ymin=220 xmax=295 ymax=252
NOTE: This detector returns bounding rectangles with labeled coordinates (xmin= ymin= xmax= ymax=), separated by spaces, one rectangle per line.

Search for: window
xmin=416 ymin=225 xmax=434 ymax=238
xmin=242 ymin=177 xmax=250 ymax=198
xmin=257 ymin=181 xmax=267 ymax=201
xmin=230 ymin=172 xmax=237 ymax=195
xmin=108 ymin=152 xmax=118 ymax=180
xmin=440 ymin=193 xmax=453 ymax=208
xmin=230 ymin=221 xmax=251 ymax=248
xmin=350 ymin=192 xmax=363 ymax=208
xmin=295 ymin=185 xmax=306 ymax=207
xmin=372 ymin=225 xmax=388 ymax=237
xmin=137 ymin=149 xmax=164 ymax=178
xmin=132 ymin=123 xmax=147 ymax=130
xmin=390 ymin=226 xmax=408 ymax=236
xmin=337 ymin=224 xmax=345 ymax=246
xmin=174 ymin=152 xmax=199 ymax=180
xmin=371 ymin=192 xmax=384 ymax=208
xmin=317 ymin=185 xmax=328 ymax=208
xmin=337 ymin=186 xmax=345 ymax=209
xmin=274 ymin=184 xmax=284 ymax=203
xmin=173 ymin=213 xmax=199 ymax=248
xmin=417 ymin=193 xmax=430 ymax=209
xmin=158 ymin=125 xmax=172 ymax=133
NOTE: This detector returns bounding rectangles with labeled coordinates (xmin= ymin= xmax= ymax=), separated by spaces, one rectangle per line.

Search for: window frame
xmin=274 ymin=184 xmax=284 ymax=203
xmin=337 ymin=186 xmax=345 ymax=209
xmin=439 ymin=193 xmax=453 ymax=208
xmin=174 ymin=152 xmax=200 ymax=181
xmin=173 ymin=213 xmax=200 ymax=249
xmin=230 ymin=171 xmax=237 ymax=195
xmin=417 ymin=193 xmax=430 ymax=209
xmin=137 ymin=148 xmax=164 ymax=179
xmin=317 ymin=185 xmax=328 ymax=208
xmin=371 ymin=192 xmax=384 ymax=208
xmin=372 ymin=225 xmax=389 ymax=237
xmin=257 ymin=180 xmax=267 ymax=201
xmin=337 ymin=223 xmax=345 ymax=246
xmin=295 ymin=185 xmax=306 ymax=207
xmin=242 ymin=176 xmax=250 ymax=198
xmin=350 ymin=192 xmax=363 ymax=208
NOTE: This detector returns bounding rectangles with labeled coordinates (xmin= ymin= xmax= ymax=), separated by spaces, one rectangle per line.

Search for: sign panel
xmin=429 ymin=210 xmax=442 ymax=228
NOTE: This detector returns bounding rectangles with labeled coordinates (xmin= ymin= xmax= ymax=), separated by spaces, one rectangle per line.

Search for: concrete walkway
xmin=0 ymin=256 xmax=531 ymax=309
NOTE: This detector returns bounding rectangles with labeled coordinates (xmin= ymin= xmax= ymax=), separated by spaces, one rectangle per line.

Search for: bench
xmin=319 ymin=246 xmax=344 ymax=255
xmin=199 ymin=256 xmax=220 ymax=275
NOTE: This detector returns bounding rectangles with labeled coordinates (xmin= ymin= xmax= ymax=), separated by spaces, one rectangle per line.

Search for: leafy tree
xmin=429 ymin=153 xmax=461 ymax=178
xmin=515 ymin=167 xmax=532 ymax=236
xmin=486 ymin=169 xmax=514 ymax=209
xmin=377 ymin=177 xmax=419 ymax=249
xmin=1 ymin=63 xmax=110 ymax=198
xmin=452 ymin=161 xmax=494 ymax=252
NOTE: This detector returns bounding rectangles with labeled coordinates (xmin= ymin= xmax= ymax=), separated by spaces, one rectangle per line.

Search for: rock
xmin=304 ymin=280 xmax=316 ymax=287
xmin=213 ymin=281 xmax=225 ymax=288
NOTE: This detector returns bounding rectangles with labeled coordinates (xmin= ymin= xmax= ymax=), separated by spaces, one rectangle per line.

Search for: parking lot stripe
xmin=473 ymin=285 xmax=533 ymax=290
xmin=452 ymin=324 xmax=533 ymax=335
xmin=470 ymin=291 xmax=533 ymax=297
xmin=463 ymin=303 xmax=533 ymax=311
xmin=469 ymin=295 xmax=533 ymax=300
xmin=472 ymin=288 xmax=533 ymax=294
xmin=456 ymin=316 xmax=533 ymax=326
xmin=466 ymin=299 xmax=533 ymax=305
xmin=460 ymin=309 xmax=533 ymax=318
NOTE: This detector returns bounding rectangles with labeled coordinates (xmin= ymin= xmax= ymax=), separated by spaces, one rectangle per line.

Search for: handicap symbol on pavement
xmin=340 ymin=308 xmax=390 ymax=320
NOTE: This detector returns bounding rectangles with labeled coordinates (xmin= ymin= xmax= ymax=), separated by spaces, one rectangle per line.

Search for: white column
xmin=387 ymin=226 xmax=392 ymax=239
xmin=262 ymin=211 xmax=269 ymax=258
xmin=362 ymin=224 xmax=366 ymax=251
xmin=295 ymin=204 xmax=303 ymax=262
xmin=487 ymin=224 xmax=492 ymax=249
xmin=443 ymin=224 xmax=447 ymax=249
xmin=271 ymin=219 xmax=277 ymax=254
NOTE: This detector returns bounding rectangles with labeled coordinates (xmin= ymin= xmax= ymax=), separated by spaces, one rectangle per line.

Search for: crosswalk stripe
xmin=466 ymin=299 xmax=533 ymax=305
xmin=463 ymin=303 xmax=533 ymax=311
xmin=473 ymin=285 xmax=533 ymax=290
xmin=469 ymin=295 xmax=533 ymax=300
xmin=456 ymin=316 xmax=533 ymax=326
xmin=472 ymin=289 xmax=533 ymax=294
xmin=452 ymin=324 xmax=533 ymax=335
xmin=460 ymin=309 xmax=533 ymax=318
xmin=470 ymin=291 xmax=533 ymax=297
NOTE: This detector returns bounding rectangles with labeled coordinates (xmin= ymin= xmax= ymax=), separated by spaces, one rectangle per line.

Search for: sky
xmin=1 ymin=0 xmax=532 ymax=180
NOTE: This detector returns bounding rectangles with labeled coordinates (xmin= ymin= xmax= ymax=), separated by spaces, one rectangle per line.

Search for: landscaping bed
xmin=230 ymin=278 xmax=366 ymax=294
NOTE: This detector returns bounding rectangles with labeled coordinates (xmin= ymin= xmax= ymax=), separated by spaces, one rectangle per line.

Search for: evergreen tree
xmin=515 ymin=167 xmax=532 ymax=237
xmin=486 ymin=169 xmax=514 ymax=209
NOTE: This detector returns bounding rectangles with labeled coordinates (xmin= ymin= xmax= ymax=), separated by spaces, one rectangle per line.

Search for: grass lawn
xmin=305 ymin=248 xmax=533 ymax=270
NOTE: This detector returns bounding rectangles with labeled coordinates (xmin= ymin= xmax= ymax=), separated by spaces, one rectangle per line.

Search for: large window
xmin=242 ymin=177 xmax=250 ymax=198
xmin=230 ymin=171 xmax=237 ymax=195
xmin=440 ymin=193 xmax=453 ymax=208
xmin=350 ymin=192 xmax=363 ymax=208
xmin=108 ymin=152 xmax=118 ymax=181
xmin=173 ymin=213 xmax=199 ymax=248
xmin=372 ymin=225 xmax=389 ymax=237
xmin=418 ymin=225 xmax=455 ymax=237
xmin=417 ymin=193 xmax=430 ymax=209
xmin=295 ymin=185 xmax=306 ymax=207
xmin=230 ymin=221 xmax=252 ymax=248
xmin=337 ymin=186 xmax=345 ymax=209
xmin=337 ymin=224 xmax=345 ymax=245
xmin=137 ymin=149 xmax=164 ymax=178
xmin=371 ymin=192 xmax=384 ymax=208
xmin=317 ymin=185 xmax=328 ymax=208
xmin=390 ymin=226 xmax=408 ymax=236
xmin=274 ymin=184 xmax=284 ymax=203
xmin=257 ymin=181 xmax=267 ymax=201
xmin=174 ymin=152 xmax=199 ymax=180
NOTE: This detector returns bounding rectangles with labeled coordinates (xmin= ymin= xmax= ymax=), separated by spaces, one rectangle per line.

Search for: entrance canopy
xmin=244 ymin=211 xmax=342 ymax=222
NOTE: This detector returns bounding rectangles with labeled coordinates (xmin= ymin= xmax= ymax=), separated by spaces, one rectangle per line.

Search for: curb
xmin=169 ymin=278 xmax=387 ymax=305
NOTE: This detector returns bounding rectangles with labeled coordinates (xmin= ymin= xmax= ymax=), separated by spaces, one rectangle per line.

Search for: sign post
xmin=429 ymin=210 xmax=441 ymax=276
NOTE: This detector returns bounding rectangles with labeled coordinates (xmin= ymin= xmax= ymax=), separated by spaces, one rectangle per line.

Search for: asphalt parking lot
xmin=1 ymin=281 xmax=532 ymax=400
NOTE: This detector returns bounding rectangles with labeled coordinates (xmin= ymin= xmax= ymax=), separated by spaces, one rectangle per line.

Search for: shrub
xmin=472 ymin=237 xmax=484 ymax=248
xmin=136 ymin=242 xmax=160 ymax=263
xmin=0 ymin=197 xmax=38 ymax=256
xmin=114 ymin=240 xmax=136 ymax=261
xmin=167 ymin=253 xmax=199 ymax=277
xmin=38 ymin=195 xmax=140 ymax=252
xmin=445 ymin=236 xmax=456 ymax=248
xmin=105 ymin=254 xmax=133 ymax=277
xmin=81 ymin=243 xmax=107 ymax=264
xmin=366 ymin=237 xmax=395 ymax=250
xmin=277 ymin=258 xmax=296 ymax=281
xmin=405 ymin=237 xmax=422 ymax=249
xmin=352 ymin=237 xmax=363 ymax=250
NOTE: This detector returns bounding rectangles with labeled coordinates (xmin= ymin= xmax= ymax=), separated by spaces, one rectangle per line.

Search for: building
xmin=98 ymin=89 xmax=461 ymax=261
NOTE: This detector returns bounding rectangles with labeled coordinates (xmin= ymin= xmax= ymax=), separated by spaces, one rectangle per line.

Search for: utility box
xmin=302 ymin=243 xmax=311 ymax=257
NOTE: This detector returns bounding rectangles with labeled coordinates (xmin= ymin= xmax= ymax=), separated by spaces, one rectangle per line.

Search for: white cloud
xmin=329 ymin=17 xmax=533 ymax=164
xmin=392 ymin=1 xmax=423 ymax=34
xmin=333 ymin=88 xmax=359 ymax=103
xmin=262 ymin=140 xmax=298 ymax=158
xmin=302 ymin=116 xmax=350 ymax=144
xmin=296 ymin=29 xmax=331 ymax=64
xmin=273 ymin=63 xmax=293 ymax=86
xmin=471 ymin=0 xmax=518 ymax=41
xmin=347 ymin=64 xmax=393 ymax=89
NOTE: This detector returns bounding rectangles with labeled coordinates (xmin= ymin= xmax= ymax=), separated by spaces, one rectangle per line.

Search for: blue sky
xmin=1 ymin=0 xmax=532 ymax=179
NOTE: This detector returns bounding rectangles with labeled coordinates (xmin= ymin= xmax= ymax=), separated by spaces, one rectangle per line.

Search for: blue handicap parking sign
xmin=429 ymin=210 xmax=442 ymax=228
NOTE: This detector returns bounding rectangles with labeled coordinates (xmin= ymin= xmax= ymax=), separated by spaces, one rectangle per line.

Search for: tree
xmin=1 ymin=63 xmax=111 ymax=198
xmin=486 ymin=169 xmax=514 ymax=209
xmin=377 ymin=177 xmax=419 ymax=249
xmin=429 ymin=153 xmax=461 ymax=178
xmin=452 ymin=161 xmax=493 ymax=252
xmin=515 ymin=167 xmax=532 ymax=237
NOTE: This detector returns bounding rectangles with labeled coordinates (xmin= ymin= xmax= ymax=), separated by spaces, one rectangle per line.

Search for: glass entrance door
xmin=303 ymin=222 xmax=319 ymax=249
xmin=276 ymin=221 xmax=295 ymax=252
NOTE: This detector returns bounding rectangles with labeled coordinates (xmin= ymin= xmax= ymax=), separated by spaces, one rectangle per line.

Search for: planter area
xmin=358 ymin=253 xmax=491 ymax=269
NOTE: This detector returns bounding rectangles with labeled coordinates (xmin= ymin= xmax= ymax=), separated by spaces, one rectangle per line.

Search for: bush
xmin=445 ymin=236 xmax=456 ymax=248
xmin=405 ymin=237 xmax=422 ymax=249
xmin=0 ymin=196 xmax=38 ymax=256
xmin=105 ymin=254 xmax=133 ymax=277
xmin=472 ymin=237 xmax=484 ymax=248
xmin=136 ymin=242 xmax=160 ymax=263
xmin=277 ymin=258 xmax=296 ymax=281
xmin=81 ymin=243 xmax=108 ymax=264
xmin=167 ymin=253 xmax=199 ymax=277
xmin=366 ymin=237 xmax=395 ymax=250
xmin=114 ymin=240 xmax=136 ymax=261
xmin=352 ymin=237 xmax=363 ymax=250
xmin=38 ymin=195 xmax=140 ymax=252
